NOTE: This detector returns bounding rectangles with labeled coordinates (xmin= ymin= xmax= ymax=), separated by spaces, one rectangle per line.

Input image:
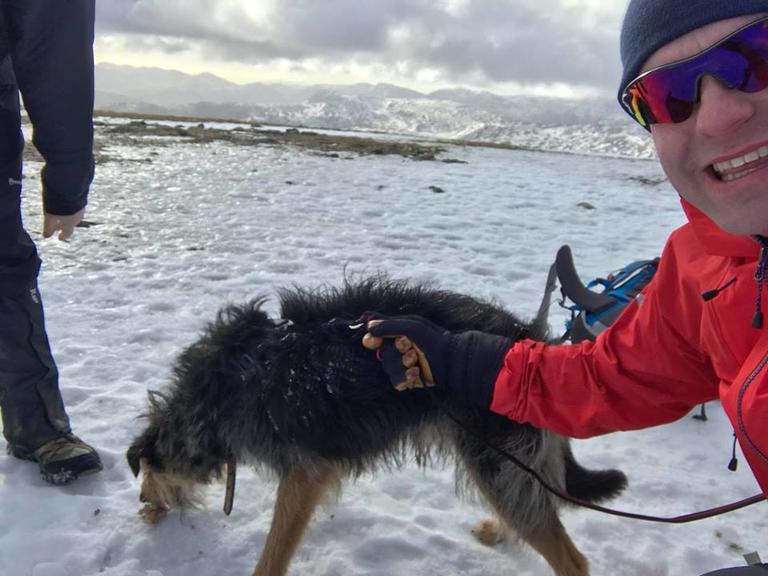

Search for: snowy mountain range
xmin=96 ymin=63 xmax=655 ymax=159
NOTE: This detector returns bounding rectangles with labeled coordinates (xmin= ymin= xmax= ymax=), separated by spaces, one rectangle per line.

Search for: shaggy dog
xmin=127 ymin=278 xmax=627 ymax=576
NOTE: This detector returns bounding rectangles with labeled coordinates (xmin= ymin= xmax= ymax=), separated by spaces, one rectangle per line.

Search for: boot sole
xmin=39 ymin=453 xmax=104 ymax=485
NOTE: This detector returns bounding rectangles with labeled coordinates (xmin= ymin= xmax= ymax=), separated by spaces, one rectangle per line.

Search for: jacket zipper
xmin=737 ymin=351 xmax=768 ymax=465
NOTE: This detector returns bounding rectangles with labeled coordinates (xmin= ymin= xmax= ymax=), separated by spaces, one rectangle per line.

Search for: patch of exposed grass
xmin=96 ymin=112 xmax=448 ymax=161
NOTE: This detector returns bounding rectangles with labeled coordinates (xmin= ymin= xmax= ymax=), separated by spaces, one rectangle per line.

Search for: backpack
xmin=533 ymin=245 xmax=710 ymax=421
xmin=552 ymin=245 xmax=659 ymax=344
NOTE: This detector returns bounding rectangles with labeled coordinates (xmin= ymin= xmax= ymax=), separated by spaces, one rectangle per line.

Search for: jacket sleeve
xmin=490 ymin=236 xmax=720 ymax=439
xmin=5 ymin=0 xmax=95 ymax=215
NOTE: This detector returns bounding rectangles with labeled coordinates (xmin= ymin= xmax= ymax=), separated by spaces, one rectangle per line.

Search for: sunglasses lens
xmin=623 ymin=18 xmax=768 ymax=127
xmin=625 ymin=70 xmax=696 ymax=126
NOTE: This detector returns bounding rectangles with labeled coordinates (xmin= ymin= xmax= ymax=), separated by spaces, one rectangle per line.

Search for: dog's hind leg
xmin=253 ymin=464 xmax=340 ymax=576
xmin=522 ymin=519 xmax=589 ymax=576
xmin=472 ymin=485 xmax=588 ymax=575
xmin=471 ymin=517 xmax=507 ymax=546
xmin=471 ymin=497 xmax=588 ymax=576
xmin=476 ymin=502 xmax=588 ymax=575
xmin=457 ymin=430 xmax=589 ymax=576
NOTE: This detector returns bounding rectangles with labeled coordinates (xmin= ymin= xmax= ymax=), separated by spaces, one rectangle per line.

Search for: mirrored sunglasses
xmin=621 ymin=16 xmax=768 ymax=129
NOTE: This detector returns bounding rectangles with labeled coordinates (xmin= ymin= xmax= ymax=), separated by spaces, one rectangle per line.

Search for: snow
xmin=95 ymin=64 xmax=657 ymax=160
xmin=1 ymin=118 xmax=765 ymax=576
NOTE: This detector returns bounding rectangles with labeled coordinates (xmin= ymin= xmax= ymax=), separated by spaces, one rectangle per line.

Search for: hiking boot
xmin=11 ymin=434 xmax=103 ymax=485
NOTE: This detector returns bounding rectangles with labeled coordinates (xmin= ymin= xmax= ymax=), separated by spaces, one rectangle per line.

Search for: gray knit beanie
xmin=619 ymin=0 xmax=768 ymax=99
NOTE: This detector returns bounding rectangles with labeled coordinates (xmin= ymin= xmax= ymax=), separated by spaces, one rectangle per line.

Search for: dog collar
xmin=223 ymin=455 xmax=237 ymax=515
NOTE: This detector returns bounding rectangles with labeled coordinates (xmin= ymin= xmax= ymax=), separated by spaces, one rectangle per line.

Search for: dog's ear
xmin=126 ymin=437 xmax=144 ymax=477
xmin=127 ymin=428 xmax=158 ymax=477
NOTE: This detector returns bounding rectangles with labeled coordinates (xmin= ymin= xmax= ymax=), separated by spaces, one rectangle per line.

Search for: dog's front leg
xmin=253 ymin=464 xmax=340 ymax=576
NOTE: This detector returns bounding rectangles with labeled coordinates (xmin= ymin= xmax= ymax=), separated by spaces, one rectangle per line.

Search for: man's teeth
xmin=713 ymin=145 xmax=768 ymax=180
xmin=720 ymin=166 xmax=761 ymax=182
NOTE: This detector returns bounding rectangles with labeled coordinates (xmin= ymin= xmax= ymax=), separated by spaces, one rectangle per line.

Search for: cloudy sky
xmin=95 ymin=0 xmax=627 ymax=97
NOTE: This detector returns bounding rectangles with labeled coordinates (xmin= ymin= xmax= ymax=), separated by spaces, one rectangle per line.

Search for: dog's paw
xmin=139 ymin=503 xmax=169 ymax=524
xmin=471 ymin=518 xmax=505 ymax=546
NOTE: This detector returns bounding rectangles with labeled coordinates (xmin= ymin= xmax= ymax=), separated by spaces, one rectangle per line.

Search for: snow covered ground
xmin=1 ymin=120 xmax=765 ymax=576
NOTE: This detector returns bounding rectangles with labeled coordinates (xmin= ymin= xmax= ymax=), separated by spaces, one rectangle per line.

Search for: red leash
xmin=438 ymin=403 xmax=766 ymax=523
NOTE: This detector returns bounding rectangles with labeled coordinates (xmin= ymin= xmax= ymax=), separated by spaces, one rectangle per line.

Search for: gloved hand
xmin=363 ymin=315 xmax=513 ymax=408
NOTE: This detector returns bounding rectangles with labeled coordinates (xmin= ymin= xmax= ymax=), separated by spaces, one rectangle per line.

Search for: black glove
xmin=366 ymin=315 xmax=512 ymax=408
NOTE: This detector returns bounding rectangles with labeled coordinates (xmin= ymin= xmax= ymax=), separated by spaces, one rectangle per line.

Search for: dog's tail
xmin=563 ymin=445 xmax=627 ymax=503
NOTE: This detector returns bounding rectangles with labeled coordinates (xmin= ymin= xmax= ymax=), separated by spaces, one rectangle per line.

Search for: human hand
xmin=363 ymin=316 xmax=451 ymax=391
xmin=43 ymin=208 xmax=86 ymax=241
xmin=362 ymin=315 xmax=513 ymax=407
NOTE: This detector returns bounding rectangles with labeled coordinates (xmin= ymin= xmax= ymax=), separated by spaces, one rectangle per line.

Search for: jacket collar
xmin=680 ymin=199 xmax=761 ymax=259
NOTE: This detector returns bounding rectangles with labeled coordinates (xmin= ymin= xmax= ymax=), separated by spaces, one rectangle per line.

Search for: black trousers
xmin=0 ymin=53 xmax=70 ymax=455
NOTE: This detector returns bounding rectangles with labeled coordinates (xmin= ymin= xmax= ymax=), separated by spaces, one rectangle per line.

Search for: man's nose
xmin=694 ymin=74 xmax=756 ymax=135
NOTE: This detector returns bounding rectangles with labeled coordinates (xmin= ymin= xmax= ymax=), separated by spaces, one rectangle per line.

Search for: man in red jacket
xmin=364 ymin=1 xmax=768 ymax=574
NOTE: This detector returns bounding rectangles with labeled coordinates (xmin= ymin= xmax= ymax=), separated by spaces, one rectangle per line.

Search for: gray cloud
xmin=96 ymin=0 xmax=626 ymax=91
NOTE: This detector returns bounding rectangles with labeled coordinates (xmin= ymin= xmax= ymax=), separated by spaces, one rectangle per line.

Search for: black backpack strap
xmin=531 ymin=258 xmax=560 ymax=336
xmin=555 ymin=245 xmax=616 ymax=313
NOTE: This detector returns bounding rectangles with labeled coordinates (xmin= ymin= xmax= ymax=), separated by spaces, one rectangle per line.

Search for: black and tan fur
xmin=127 ymin=278 xmax=627 ymax=576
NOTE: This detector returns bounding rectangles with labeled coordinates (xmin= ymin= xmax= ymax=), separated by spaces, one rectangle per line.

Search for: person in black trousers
xmin=0 ymin=0 xmax=101 ymax=484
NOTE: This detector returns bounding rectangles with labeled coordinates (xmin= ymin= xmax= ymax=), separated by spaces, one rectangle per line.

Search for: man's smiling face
xmin=649 ymin=14 xmax=768 ymax=236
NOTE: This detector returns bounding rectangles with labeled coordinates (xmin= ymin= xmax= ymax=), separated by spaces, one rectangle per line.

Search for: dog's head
xmin=127 ymin=426 xmax=203 ymax=524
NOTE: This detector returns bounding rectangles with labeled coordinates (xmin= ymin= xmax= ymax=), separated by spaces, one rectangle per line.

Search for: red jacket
xmin=490 ymin=199 xmax=768 ymax=495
